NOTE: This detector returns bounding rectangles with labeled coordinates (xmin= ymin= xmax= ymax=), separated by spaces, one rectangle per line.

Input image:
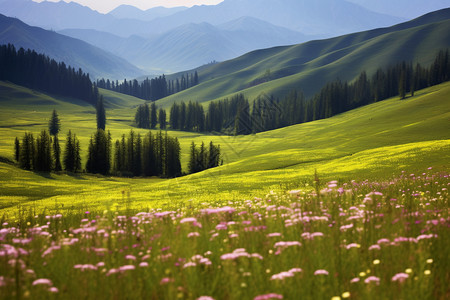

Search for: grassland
xmin=0 ymin=80 xmax=449 ymax=217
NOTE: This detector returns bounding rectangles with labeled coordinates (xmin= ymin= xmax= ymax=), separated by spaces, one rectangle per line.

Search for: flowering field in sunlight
xmin=0 ymin=169 xmax=449 ymax=300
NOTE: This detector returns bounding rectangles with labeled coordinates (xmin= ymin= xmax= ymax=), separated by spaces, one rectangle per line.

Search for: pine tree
xmin=53 ymin=135 xmax=62 ymax=171
xmin=48 ymin=109 xmax=61 ymax=136
xmin=63 ymin=130 xmax=81 ymax=173
xmin=19 ymin=133 xmax=34 ymax=170
xmin=34 ymin=130 xmax=52 ymax=172
xmin=150 ymin=102 xmax=157 ymax=129
xmin=159 ymin=108 xmax=167 ymax=130
xmin=14 ymin=137 xmax=20 ymax=162
xmin=96 ymin=95 xmax=106 ymax=130
xmin=188 ymin=142 xmax=197 ymax=174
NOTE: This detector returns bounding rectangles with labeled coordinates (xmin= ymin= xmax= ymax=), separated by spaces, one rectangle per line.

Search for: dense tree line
xmin=113 ymin=131 xmax=181 ymax=178
xmin=0 ymin=44 xmax=97 ymax=104
xmin=164 ymin=49 xmax=450 ymax=135
xmin=96 ymin=71 xmax=199 ymax=101
xmin=14 ymin=128 xmax=183 ymax=178
xmin=15 ymin=130 xmax=81 ymax=173
xmin=188 ymin=141 xmax=222 ymax=174
xmin=170 ymin=101 xmax=205 ymax=132
xmin=134 ymin=103 xmax=164 ymax=129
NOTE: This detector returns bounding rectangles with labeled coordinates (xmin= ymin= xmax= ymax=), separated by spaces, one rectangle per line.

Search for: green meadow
xmin=0 ymin=80 xmax=449 ymax=217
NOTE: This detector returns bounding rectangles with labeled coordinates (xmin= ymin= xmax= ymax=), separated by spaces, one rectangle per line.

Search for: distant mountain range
xmin=0 ymin=14 xmax=143 ymax=79
xmin=0 ymin=0 xmax=408 ymax=74
xmin=155 ymin=8 xmax=450 ymax=107
xmin=108 ymin=5 xmax=187 ymax=22
xmin=0 ymin=0 xmax=448 ymax=77
xmin=60 ymin=17 xmax=309 ymax=73
xmin=0 ymin=0 xmax=403 ymax=37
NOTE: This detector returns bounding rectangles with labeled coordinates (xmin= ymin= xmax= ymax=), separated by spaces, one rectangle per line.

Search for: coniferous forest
xmin=0 ymin=44 xmax=98 ymax=104
xmin=96 ymin=71 xmax=199 ymax=101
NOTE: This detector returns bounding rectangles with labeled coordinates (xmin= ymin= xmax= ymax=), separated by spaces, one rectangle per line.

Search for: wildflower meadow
xmin=0 ymin=168 xmax=448 ymax=299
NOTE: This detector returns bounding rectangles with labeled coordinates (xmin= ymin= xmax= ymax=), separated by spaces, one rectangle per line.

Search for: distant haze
xmin=32 ymin=0 xmax=225 ymax=13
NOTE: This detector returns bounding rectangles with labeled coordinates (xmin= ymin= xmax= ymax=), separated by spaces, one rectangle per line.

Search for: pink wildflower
xmin=106 ymin=268 xmax=119 ymax=276
xmin=350 ymin=277 xmax=360 ymax=283
xmin=183 ymin=262 xmax=197 ymax=268
xmin=340 ymin=224 xmax=353 ymax=231
xmin=125 ymin=255 xmax=136 ymax=260
xmin=274 ymin=241 xmax=301 ymax=248
xmin=48 ymin=287 xmax=59 ymax=293
xmin=267 ymin=233 xmax=282 ymax=238
xmin=188 ymin=232 xmax=200 ymax=238
xmin=346 ymin=243 xmax=360 ymax=250
xmin=160 ymin=277 xmax=173 ymax=285
xmin=314 ymin=269 xmax=329 ymax=276
xmin=180 ymin=217 xmax=197 ymax=224
xmin=368 ymin=244 xmax=381 ymax=250
xmin=32 ymin=278 xmax=53 ymax=286
xmin=392 ymin=273 xmax=409 ymax=282
xmin=364 ymin=276 xmax=380 ymax=284
xmin=197 ymin=297 xmax=215 ymax=300
xmin=254 ymin=293 xmax=283 ymax=300
xmin=139 ymin=262 xmax=149 ymax=267
xmin=119 ymin=265 xmax=135 ymax=272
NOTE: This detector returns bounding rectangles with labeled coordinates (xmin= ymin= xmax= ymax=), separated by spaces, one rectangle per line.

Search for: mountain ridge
xmin=0 ymin=14 xmax=144 ymax=79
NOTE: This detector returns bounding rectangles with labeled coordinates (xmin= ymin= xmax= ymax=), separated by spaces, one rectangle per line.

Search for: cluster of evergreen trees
xmin=113 ymin=131 xmax=181 ymax=178
xmin=15 ymin=112 xmax=82 ymax=173
xmin=169 ymin=101 xmax=205 ymax=132
xmin=188 ymin=142 xmax=222 ymax=174
xmin=0 ymin=44 xmax=97 ymax=104
xmin=134 ymin=103 xmax=167 ymax=130
xmin=164 ymin=49 xmax=450 ymax=135
xmin=14 ymin=110 xmax=186 ymax=178
xmin=96 ymin=71 xmax=199 ymax=101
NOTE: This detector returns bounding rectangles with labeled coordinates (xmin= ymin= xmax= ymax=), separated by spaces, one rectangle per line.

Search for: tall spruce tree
xmin=48 ymin=109 xmax=61 ymax=136
xmin=19 ymin=133 xmax=34 ymax=170
xmin=63 ymin=130 xmax=81 ymax=172
xmin=34 ymin=130 xmax=52 ymax=172
xmin=14 ymin=137 xmax=20 ymax=162
xmin=96 ymin=96 xmax=106 ymax=130
xmin=150 ymin=102 xmax=157 ymax=129
xmin=159 ymin=108 xmax=167 ymax=130
xmin=53 ymin=135 xmax=62 ymax=171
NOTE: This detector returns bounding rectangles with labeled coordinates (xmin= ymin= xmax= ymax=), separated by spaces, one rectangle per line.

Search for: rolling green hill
xmin=155 ymin=9 xmax=450 ymax=108
xmin=0 ymin=79 xmax=448 ymax=215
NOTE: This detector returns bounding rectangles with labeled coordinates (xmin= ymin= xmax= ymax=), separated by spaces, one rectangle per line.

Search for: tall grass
xmin=0 ymin=168 xmax=448 ymax=299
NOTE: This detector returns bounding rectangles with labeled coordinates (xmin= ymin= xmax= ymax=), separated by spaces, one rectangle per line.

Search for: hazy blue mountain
xmin=0 ymin=14 xmax=143 ymax=79
xmin=0 ymin=0 xmax=403 ymax=38
xmin=0 ymin=0 xmax=153 ymax=37
xmin=58 ymin=29 xmax=148 ymax=59
xmin=108 ymin=5 xmax=187 ymax=21
xmin=347 ymin=0 xmax=449 ymax=19
xmin=60 ymin=17 xmax=309 ymax=74
xmin=147 ymin=0 xmax=404 ymax=37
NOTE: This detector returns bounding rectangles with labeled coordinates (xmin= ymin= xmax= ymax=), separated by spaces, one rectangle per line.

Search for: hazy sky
xmin=33 ymin=0 xmax=225 ymax=13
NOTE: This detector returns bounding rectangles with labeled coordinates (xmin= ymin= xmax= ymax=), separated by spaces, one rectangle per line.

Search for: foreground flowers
xmin=0 ymin=169 xmax=448 ymax=299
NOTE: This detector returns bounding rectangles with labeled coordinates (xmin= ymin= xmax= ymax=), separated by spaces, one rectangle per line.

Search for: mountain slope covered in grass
xmin=155 ymin=9 xmax=450 ymax=107
xmin=0 ymin=14 xmax=143 ymax=79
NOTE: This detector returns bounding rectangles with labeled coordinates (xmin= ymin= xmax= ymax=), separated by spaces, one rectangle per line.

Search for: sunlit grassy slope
xmin=0 ymin=80 xmax=449 ymax=217
xmin=156 ymin=11 xmax=450 ymax=108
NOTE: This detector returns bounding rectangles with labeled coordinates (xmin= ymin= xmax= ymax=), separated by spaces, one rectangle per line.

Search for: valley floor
xmin=0 ymin=82 xmax=449 ymax=216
